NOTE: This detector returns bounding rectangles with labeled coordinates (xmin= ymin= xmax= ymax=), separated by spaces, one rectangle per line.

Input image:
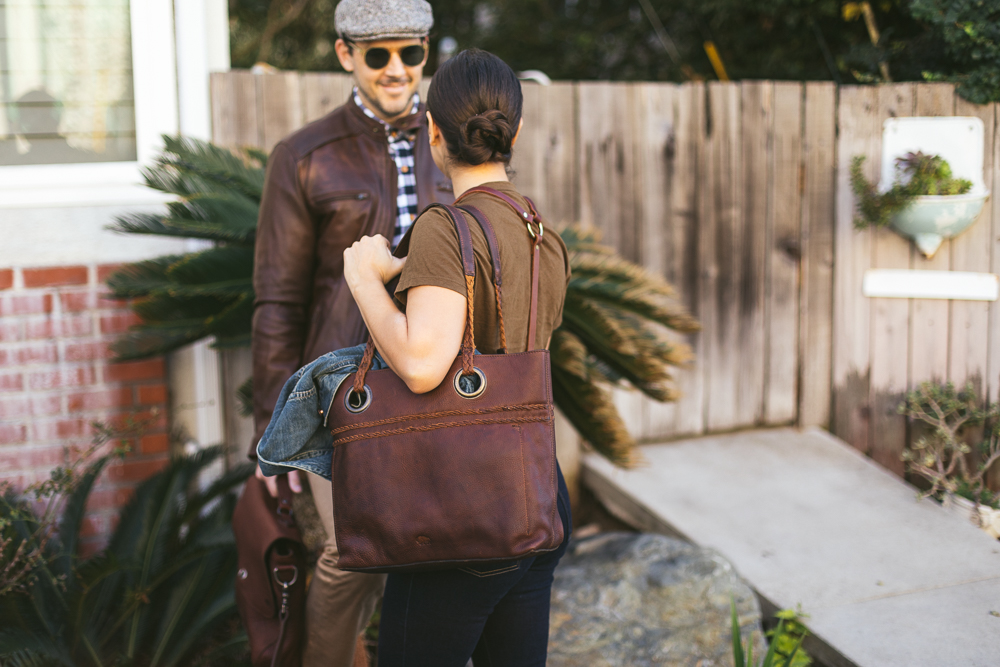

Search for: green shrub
xmin=899 ymin=381 xmax=1000 ymax=510
xmin=0 ymin=435 xmax=253 ymax=667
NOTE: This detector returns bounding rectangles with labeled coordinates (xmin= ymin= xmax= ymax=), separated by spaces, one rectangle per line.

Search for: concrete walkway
xmin=582 ymin=427 xmax=1000 ymax=667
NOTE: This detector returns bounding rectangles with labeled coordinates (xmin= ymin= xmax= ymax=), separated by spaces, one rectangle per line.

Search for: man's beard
xmin=360 ymin=77 xmax=415 ymax=120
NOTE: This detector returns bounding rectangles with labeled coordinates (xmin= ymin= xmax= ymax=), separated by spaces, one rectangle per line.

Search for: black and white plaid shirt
xmin=353 ymin=89 xmax=420 ymax=249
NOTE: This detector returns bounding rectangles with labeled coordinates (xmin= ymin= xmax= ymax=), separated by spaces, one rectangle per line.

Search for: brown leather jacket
xmin=250 ymin=96 xmax=454 ymax=456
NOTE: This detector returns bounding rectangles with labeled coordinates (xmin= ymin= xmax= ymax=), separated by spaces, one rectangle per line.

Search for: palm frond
xmin=142 ymin=135 xmax=266 ymax=201
xmin=551 ymin=331 xmax=636 ymax=466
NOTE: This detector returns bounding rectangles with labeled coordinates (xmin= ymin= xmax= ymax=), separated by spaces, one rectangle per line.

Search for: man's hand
xmin=255 ymin=464 xmax=303 ymax=498
xmin=343 ymin=234 xmax=406 ymax=290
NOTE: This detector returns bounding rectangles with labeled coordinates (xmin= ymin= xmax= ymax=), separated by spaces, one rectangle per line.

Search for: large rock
xmin=548 ymin=532 xmax=765 ymax=666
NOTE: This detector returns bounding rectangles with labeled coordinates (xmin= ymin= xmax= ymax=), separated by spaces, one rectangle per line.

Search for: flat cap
xmin=335 ymin=0 xmax=433 ymax=41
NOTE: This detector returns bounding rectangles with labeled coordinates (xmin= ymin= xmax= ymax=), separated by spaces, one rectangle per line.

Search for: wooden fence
xmin=210 ymin=72 xmax=1000 ymax=478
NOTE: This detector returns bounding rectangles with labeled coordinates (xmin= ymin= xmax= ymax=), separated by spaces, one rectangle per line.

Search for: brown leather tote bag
xmin=328 ymin=193 xmax=564 ymax=573
xmin=233 ymin=474 xmax=306 ymax=667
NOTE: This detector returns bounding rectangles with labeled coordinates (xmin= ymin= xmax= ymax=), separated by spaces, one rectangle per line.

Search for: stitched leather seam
xmin=331 ymin=414 xmax=550 ymax=445
xmin=330 ymin=403 xmax=549 ymax=434
xmin=517 ymin=424 xmax=530 ymax=536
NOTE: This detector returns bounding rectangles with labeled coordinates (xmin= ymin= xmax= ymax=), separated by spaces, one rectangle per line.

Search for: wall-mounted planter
xmin=881 ymin=117 xmax=990 ymax=258
xmin=890 ymin=192 xmax=989 ymax=258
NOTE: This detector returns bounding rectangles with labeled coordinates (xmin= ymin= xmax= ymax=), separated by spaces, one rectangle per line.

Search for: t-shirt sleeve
xmin=394 ymin=208 xmax=467 ymax=306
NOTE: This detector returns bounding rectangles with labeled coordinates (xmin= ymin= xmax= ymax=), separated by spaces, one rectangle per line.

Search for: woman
xmin=342 ymin=48 xmax=572 ymax=666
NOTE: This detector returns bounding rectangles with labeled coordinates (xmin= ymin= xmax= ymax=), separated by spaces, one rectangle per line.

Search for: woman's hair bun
xmin=426 ymin=48 xmax=523 ymax=167
xmin=458 ymin=110 xmax=514 ymax=165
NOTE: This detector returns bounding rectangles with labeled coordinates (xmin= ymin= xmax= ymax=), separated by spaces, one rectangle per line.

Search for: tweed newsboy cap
xmin=335 ymin=0 xmax=433 ymax=41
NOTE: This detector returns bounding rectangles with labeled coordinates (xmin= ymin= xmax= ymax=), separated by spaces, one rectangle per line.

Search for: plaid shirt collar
xmin=353 ymin=88 xmax=420 ymax=249
xmin=352 ymin=88 xmax=420 ymax=134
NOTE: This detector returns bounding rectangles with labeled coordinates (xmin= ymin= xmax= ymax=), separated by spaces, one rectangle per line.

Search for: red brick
xmin=85 ymin=486 xmax=134 ymax=511
xmin=0 ymin=395 xmax=58 ymax=419
xmin=67 ymin=387 xmax=133 ymax=412
xmin=79 ymin=512 xmax=119 ymax=538
xmin=31 ymin=418 xmax=91 ymax=442
xmin=97 ymin=291 xmax=128 ymax=308
xmin=31 ymin=395 xmax=63 ymax=417
xmin=26 ymin=315 xmax=93 ymax=340
xmin=0 ymin=321 xmax=23 ymax=342
xmin=0 ymin=444 xmax=65 ymax=472
xmin=97 ymin=264 xmax=123 ymax=283
xmin=104 ymin=359 xmax=165 ymax=383
xmin=0 ymin=269 xmax=12 ymax=290
xmin=137 ymin=384 xmax=167 ymax=405
xmin=0 ymin=373 xmax=23 ymax=392
xmin=29 ymin=366 xmax=96 ymax=391
xmin=23 ymin=266 xmax=88 ymax=288
xmin=0 ymin=397 xmax=29 ymax=419
xmin=65 ymin=341 xmax=112 ymax=362
xmin=99 ymin=311 xmax=142 ymax=335
xmin=139 ymin=433 xmax=170 ymax=454
xmin=60 ymin=290 xmax=96 ymax=312
xmin=0 ymin=293 xmax=53 ymax=316
xmin=107 ymin=457 xmax=169 ymax=482
xmin=10 ymin=342 xmax=59 ymax=365
xmin=0 ymin=423 xmax=27 ymax=445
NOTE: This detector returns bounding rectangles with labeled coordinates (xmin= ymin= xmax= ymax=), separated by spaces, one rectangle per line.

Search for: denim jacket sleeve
xmin=256 ymin=343 xmax=386 ymax=480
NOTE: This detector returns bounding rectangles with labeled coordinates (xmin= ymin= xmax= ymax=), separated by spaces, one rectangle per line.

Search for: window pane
xmin=0 ymin=0 xmax=137 ymax=166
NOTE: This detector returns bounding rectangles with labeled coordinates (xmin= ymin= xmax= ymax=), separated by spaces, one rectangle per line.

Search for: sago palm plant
xmin=0 ymin=442 xmax=254 ymax=666
xmin=107 ymin=136 xmax=698 ymax=466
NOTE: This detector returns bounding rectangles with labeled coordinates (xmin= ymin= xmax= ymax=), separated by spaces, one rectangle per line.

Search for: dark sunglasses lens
xmin=401 ymin=45 xmax=426 ymax=66
xmin=364 ymin=48 xmax=391 ymax=69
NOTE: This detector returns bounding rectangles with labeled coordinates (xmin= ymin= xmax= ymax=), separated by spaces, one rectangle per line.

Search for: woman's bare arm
xmin=343 ymin=234 xmax=466 ymax=394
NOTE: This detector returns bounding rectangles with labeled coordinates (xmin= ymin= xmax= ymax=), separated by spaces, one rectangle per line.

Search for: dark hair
xmin=426 ymin=49 xmax=523 ymax=166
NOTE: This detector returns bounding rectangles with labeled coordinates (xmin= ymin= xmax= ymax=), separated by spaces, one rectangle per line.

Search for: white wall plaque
xmin=862 ymin=269 xmax=999 ymax=301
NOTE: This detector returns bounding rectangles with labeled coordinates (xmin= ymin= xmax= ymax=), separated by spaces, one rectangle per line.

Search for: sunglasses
xmin=348 ymin=41 xmax=427 ymax=70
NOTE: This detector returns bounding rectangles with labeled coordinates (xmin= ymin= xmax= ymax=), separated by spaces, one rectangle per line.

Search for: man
xmin=250 ymin=1 xmax=452 ymax=664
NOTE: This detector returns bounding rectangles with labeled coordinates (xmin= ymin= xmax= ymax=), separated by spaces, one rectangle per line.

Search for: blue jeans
xmin=377 ymin=467 xmax=572 ymax=667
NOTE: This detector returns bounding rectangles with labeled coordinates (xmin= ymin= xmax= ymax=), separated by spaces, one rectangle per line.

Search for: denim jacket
xmin=256 ymin=343 xmax=387 ymax=480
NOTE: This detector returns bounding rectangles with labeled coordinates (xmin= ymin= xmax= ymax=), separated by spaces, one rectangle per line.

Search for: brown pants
xmin=304 ymin=473 xmax=387 ymax=667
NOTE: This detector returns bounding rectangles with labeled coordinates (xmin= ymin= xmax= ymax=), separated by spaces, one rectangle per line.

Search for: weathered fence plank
xmin=259 ymin=72 xmax=303 ymax=152
xmin=300 ymin=72 xmax=352 ymax=124
xmin=704 ymin=83 xmax=744 ymax=431
xmin=766 ymin=82 xmax=803 ymax=424
xmin=577 ymin=82 xmax=637 ymax=260
xmin=798 ymin=82 xmax=836 ymax=428
xmin=949 ymin=97 xmax=994 ymax=396
xmin=833 ymin=86 xmax=877 ymax=455
xmin=632 ymin=83 xmax=679 ymax=438
xmin=868 ymin=83 xmax=915 ymax=475
xmin=512 ymin=82 xmax=578 ymax=226
xmin=909 ymin=85 xmax=956 ymax=388
xmin=670 ymin=82 xmax=707 ymax=437
xmin=210 ymin=70 xmax=260 ymax=149
xmin=737 ymin=81 xmax=770 ymax=427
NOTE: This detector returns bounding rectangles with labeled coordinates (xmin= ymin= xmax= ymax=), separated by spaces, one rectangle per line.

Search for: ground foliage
xmin=850 ymin=151 xmax=972 ymax=228
xmin=229 ymin=0 xmax=998 ymax=101
xmin=108 ymin=136 xmax=698 ymax=466
xmin=899 ymin=381 xmax=1000 ymax=509
xmin=0 ymin=425 xmax=254 ymax=666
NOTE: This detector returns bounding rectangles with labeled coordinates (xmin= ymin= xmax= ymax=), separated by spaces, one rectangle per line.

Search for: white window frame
xmin=0 ymin=0 xmax=179 ymax=209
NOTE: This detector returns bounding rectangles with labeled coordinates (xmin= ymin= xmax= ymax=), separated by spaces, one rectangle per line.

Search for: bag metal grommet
xmin=454 ymin=367 xmax=487 ymax=399
xmin=345 ymin=385 xmax=372 ymax=413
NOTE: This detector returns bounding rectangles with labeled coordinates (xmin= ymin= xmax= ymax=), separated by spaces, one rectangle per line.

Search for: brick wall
xmin=0 ymin=264 xmax=171 ymax=553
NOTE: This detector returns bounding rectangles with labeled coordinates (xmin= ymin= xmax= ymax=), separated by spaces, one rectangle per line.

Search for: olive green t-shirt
xmin=395 ymin=181 xmax=570 ymax=354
